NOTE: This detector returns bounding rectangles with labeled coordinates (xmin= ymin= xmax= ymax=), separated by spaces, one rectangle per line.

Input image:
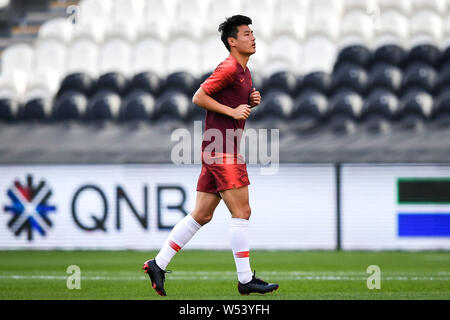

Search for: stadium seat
xmin=0 ymin=89 xmax=19 ymax=122
xmin=272 ymin=0 xmax=308 ymax=40
xmin=437 ymin=62 xmax=450 ymax=92
xmin=291 ymin=89 xmax=328 ymax=132
xmin=377 ymin=0 xmax=412 ymax=14
xmin=266 ymin=35 xmax=302 ymax=76
xmin=409 ymin=10 xmax=443 ymax=47
xmin=432 ymin=88 xmax=450 ymax=126
xmin=333 ymin=45 xmax=372 ymax=71
xmin=53 ymin=90 xmax=88 ymax=121
xmin=264 ymin=71 xmax=298 ymax=96
xmin=167 ymin=36 xmax=201 ymax=76
xmin=205 ymin=0 xmax=241 ymax=36
xmin=343 ymin=0 xmax=377 ymax=12
xmin=331 ymin=63 xmax=368 ymax=96
xmin=99 ymin=38 xmax=132 ymax=77
xmin=87 ymin=90 xmax=122 ymax=121
xmin=68 ymin=38 xmax=100 ymax=78
xmin=171 ymin=0 xmax=205 ymax=40
xmin=139 ymin=0 xmax=174 ymax=41
xmin=362 ymin=88 xmax=399 ymax=132
xmin=200 ymin=36 xmax=230 ymax=75
xmin=155 ymin=89 xmax=191 ymax=122
xmin=105 ymin=0 xmax=145 ymax=41
xmin=401 ymin=62 xmax=438 ymax=95
xmin=300 ymin=71 xmax=332 ymax=96
xmin=120 ymin=90 xmax=156 ymax=122
xmin=302 ymin=35 xmax=338 ymax=74
xmin=372 ymin=44 xmax=406 ymax=68
xmin=38 ymin=18 xmax=74 ymax=44
xmin=22 ymin=88 xmax=53 ymax=121
xmin=133 ymin=37 xmax=167 ymax=76
xmin=241 ymin=0 xmax=275 ymax=41
xmin=398 ymin=89 xmax=434 ymax=129
xmin=255 ymin=89 xmax=294 ymax=120
xmin=368 ymin=63 xmax=403 ymax=94
xmin=374 ymin=9 xmax=409 ymax=48
xmin=339 ymin=9 xmax=374 ymax=48
xmin=165 ymin=72 xmax=198 ymax=96
xmin=411 ymin=0 xmax=447 ymax=15
xmin=250 ymin=72 xmax=265 ymax=94
xmin=406 ymin=44 xmax=442 ymax=68
xmin=0 ymin=44 xmax=34 ymax=96
xmin=95 ymin=72 xmax=129 ymax=97
xmin=34 ymin=38 xmax=67 ymax=89
xmin=74 ymin=0 xmax=113 ymax=43
xmin=57 ymin=72 xmax=96 ymax=98
xmin=130 ymin=72 xmax=163 ymax=97
xmin=328 ymin=89 xmax=363 ymax=133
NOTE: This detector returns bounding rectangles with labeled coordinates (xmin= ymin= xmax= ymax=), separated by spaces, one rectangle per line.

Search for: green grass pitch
xmin=0 ymin=250 xmax=449 ymax=300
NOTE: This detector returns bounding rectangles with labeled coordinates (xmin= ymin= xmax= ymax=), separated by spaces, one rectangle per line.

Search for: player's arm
xmin=192 ymin=87 xmax=251 ymax=120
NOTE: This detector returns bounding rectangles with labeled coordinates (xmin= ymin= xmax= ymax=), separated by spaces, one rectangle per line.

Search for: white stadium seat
xmin=35 ymin=39 xmax=68 ymax=80
xmin=106 ymin=0 xmax=146 ymax=41
xmin=38 ymin=18 xmax=74 ymax=44
xmin=205 ymin=0 xmax=242 ymax=36
xmin=139 ymin=0 xmax=173 ymax=41
xmin=373 ymin=9 xmax=409 ymax=48
xmin=267 ymin=35 xmax=302 ymax=76
xmin=74 ymin=0 xmax=112 ymax=43
xmin=377 ymin=0 xmax=412 ymax=15
xmin=100 ymin=38 xmax=132 ymax=76
xmin=409 ymin=10 xmax=444 ymax=47
xmin=133 ymin=37 xmax=167 ymax=76
xmin=272 ymin=0 xmax=308 ymax=40
xmin=200 ymin=36 xmax=230 ymax=74
xmin=343 ymin=0 xmax=377 ymax=13
xmin=0 ymin=44 xmax=34 ymax=96
xmin=302 ymin=35 xmax=337 ymax=74
xmin=167 ymin=36 xmax=201 ymax=76
xmin=241 ymin=0 xmax=275 ymax=41
xmin=171 ymin=0 xmax=206 ymax=39
xmin=339 ymin=9 xmax=374 ymax=48
xmin=411 ymin=0 xmax=447 ymax=15
xmin=444 ymin=13 xmax=450 ymax=48
xmin=68 ymin=38 xmax=100 ymax=77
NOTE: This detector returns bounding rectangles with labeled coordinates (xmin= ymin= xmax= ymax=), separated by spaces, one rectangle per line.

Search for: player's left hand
xmin=249 ymin=88 xmax=261 ymax=107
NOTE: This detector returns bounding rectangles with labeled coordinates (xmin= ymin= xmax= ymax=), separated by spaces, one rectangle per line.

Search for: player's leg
xmin=220 ymin=185 xmax=279 ymax=294
xmin=143 ymin=191 xmax=220 ymax=296
xmin=155 ymin=191 xmax=221 ymax=270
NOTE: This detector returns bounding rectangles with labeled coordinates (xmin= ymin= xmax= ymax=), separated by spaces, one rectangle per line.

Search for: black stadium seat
xmin=401 ymin=62 xmax=438 ymax=95
xmin=300 ymin=71 xmax=332 ymax=96
xmin=368 ymin=63 xmax=402 ymax=94
xmin=372 ymin=44 xmax=406 ymax=68
xmin=437 ymin=62 xmax=450 ymax=93
xmin=407 ymin=44 xmax=441 ymax=68
xmin=155 ymin=89 xmax=191 ymax=121
xmin=120 ymin=90 xmax=156 ymax=122
xmin=165 ymin=71 xmax=198 ymax=96
xmin=256 ymin=89 xmax=293 ymax=120
xmin=87 ymin=90 xmax=122 ymax=121
xmin=291 ymin=90 xmax=328 ymax=132
xmin=327 ymin=89 xmax=363 ymax=133
xmin=362 ymin=89 xmax=399 ymax=132
xmin=331 ymin=62 xmax=368 ymax=96
xmin=398 ymin=89 xmax=433 ymax=129
xmin=333 ymin=44 xmax=372 ymax=71
xmin=432 ymin=89 xmax=450 ymax=126
xmin=96 ymin=72 xmax=129 ymax=96
xmin=130 ymin=72 xmax=163 ymax=97
xmin=23 ymin=96 xmax=53 ymax=121
xmin=264 ymin=71 xmax=298 ymax=95
xmin=53 ymin=90 xmax=88 ymax=121
xmin=57 ymin=72 xmax=96 ymax=98
xmin=0 ymin=95 xmax=19 ymax=122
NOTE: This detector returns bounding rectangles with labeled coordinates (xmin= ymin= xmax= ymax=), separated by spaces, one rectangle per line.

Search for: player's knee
xmin=192 ymin=211 xmax=213 ymax=226
xmin=235 ymin=206 xmax=251 ymax=220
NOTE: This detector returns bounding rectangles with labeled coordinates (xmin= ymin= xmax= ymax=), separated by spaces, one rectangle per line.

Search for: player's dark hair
xmin=218 ymin=15 xmax=252 ymax=52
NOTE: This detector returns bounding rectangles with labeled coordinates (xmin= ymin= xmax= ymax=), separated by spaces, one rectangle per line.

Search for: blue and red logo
xmin=4 ymin=175 xmax=56 ymax=241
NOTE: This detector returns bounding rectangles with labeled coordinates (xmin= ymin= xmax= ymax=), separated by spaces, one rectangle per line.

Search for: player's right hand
xmin=231 ymin=104 xmax=252 ymax=120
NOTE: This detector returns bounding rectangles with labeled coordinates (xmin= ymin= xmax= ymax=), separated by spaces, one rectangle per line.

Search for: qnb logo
xmin=4 ymin=175 xmax=56 ymax=241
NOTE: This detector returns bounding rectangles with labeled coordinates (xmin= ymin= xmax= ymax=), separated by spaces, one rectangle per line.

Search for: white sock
xmin=155 ymin=214 xmax=202 ymax=270
xmin=230 ymin=218 xmax=253 ymax=284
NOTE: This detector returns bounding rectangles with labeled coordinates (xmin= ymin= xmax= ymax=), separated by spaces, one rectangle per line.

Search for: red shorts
xmin=196 ymin=152 xmax=250 ymax=194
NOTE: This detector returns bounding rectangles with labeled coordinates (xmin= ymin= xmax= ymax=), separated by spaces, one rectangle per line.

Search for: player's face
xmin=233 ymin=25 xmax=256 ymax=56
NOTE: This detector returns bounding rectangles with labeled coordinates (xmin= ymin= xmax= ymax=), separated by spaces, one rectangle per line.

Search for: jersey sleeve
xmin=200 ymin=59 xmax=237 ymax=96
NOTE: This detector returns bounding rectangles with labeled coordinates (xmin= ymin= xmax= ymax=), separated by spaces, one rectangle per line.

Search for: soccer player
xmin=143 ymin=15 xmax=279 ymax=296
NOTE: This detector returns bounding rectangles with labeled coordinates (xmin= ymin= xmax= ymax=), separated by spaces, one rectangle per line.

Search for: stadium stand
xmin=0 ymin=0 xmax=450 ymax=164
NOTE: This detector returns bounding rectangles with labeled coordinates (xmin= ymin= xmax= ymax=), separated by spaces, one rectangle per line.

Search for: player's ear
xmin=227 ymin=37 xmax=236 ymax=48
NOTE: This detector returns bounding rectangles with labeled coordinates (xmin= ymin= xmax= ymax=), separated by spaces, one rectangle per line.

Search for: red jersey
xmin=199 ymin=54 xmax=253 ymax=155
